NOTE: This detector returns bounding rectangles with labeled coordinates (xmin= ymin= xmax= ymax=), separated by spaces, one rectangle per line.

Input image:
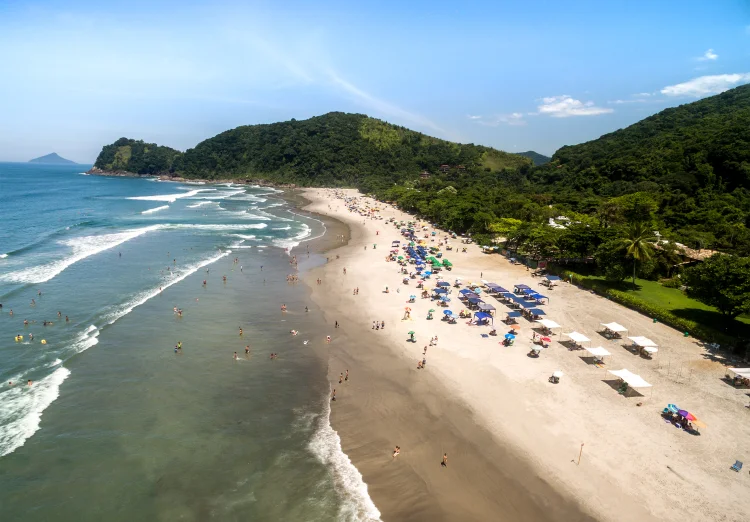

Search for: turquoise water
xmin=0 ymin=164 xmax=380 ymax=521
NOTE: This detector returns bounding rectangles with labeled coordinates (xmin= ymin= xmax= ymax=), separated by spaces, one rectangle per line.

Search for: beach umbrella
xmin=408 ymin=331 xmax=415 ymax=335
xmin=530 ymin=345 xmax=541 ymax=353
xmin=397 ymin=256 xmax=404 ymax=260
xmin=443 ymin=310 xmax=453 ymax=315
xmin=409 ymin=295 xmax=416 ymax=299
xmin=666 ymin=404 xmax=679 ymax=413
xmin=677 ymin=410 xmax=697 ymax=421
xmin=541 ymin=336 xmax=552 ymax=342
xmin=509 ymin=324 xmax=521 ymax=331
xmin=428 ymin=309 xmax=436 ymax=312
xmin=504 ymin=333 xmax=516 ymax=340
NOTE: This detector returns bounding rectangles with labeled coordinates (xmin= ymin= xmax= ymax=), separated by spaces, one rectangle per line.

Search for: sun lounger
xmin=731 ymin=460 xmax=743 ymax=472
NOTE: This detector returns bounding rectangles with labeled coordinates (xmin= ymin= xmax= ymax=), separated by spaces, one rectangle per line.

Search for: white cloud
xmin=607 ymin=99 xmax=648 ymax=104
xmin=467 ymin=114 xmax=482 ymax=120
xmin=697 ymin=48 xmax=718 ymax=61
xmin=637 ymin=92 xmax=652 ymax=97
xmin=661 ymin=73 xmax=750 ymax=97
xmin=469 ymin=113 xmax=526 ymax=127
xmin=537 ymin=95 xmax=613 ymax=117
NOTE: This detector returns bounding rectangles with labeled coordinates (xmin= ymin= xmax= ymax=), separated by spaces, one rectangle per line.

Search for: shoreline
xmin=86 ymin=167 xmax=300 ymax=188
xmin=296 ymin=188 xmax=750 ymax=522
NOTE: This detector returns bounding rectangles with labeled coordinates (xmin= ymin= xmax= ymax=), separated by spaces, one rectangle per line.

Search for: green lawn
xmin=576 ymin=275 xmax=750 ymax=337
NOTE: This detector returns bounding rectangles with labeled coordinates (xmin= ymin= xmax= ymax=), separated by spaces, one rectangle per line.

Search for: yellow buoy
xmin=41 ymin=339 xmax=47 ymax=345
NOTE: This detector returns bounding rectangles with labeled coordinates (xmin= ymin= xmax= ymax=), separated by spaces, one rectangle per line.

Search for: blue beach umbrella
xmin=443 ymin=310 xmax=453 ymax=315
xmin=504 ymin=333 xmax=516 ymax=340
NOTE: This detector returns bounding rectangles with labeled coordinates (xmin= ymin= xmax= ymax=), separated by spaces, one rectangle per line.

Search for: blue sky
xmin=1 ymin=0 xmax=749 ymax=162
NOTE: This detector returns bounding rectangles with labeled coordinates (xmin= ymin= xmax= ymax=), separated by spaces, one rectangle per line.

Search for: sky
xmin=0 ymin=0 xmax=749 ymax=163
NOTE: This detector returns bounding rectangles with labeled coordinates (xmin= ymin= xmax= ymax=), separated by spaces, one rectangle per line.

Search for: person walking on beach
xmin=339 ymin=373 xmax=344 ymax=384
xmin=392 ymin=446 xmax=400 ymax=458
xmin=442 ymin=453 xmax=448 ymax=467
xmin=331 ymin=388 xmax=336 ymax=401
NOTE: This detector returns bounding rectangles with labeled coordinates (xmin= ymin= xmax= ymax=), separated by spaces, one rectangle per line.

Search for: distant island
xmin=29 ymin=152 xmax=77 ymax=165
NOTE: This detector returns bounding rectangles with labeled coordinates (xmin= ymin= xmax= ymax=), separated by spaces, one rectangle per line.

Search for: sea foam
xmin=308 ymin=398 xmax=382 ymax=522
xmin=127 ymin=189 xmax=210 ymax=203
xmin=0 ymin=225 xmax=162 ymax=284
xmin=0 ymin=366 xmax=71 ymax=457
xmin=102 ymin=250 xmax=230 ymax=326
xmin=142 ymin=205 xmax=170 ymax=214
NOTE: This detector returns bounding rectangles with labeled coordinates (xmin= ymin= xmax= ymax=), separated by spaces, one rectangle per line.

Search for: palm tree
xmin=621 ymin=222 xmax=657 ymax=289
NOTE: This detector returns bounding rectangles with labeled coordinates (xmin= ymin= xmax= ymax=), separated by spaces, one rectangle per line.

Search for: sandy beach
xmin=300 ymin=188 xmax=750 ymax=522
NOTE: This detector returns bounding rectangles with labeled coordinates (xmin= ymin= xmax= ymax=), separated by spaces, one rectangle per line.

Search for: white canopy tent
xmin=536 ymin=319 xmax=561 ymax=330
xmin=628 ymin=336 xmax=658 ymax=347
xmin=565 ymin=331 xmax=591 ymax=345
xmin=601 ymin=322 xmax=628 ymax=333
xmin=585 ymin=346 xmax=612 ymax=358
xmin=728 ymin=368 xmax=750 ymax=379
xmin=608 ymin=369 xmax=652 ymax=388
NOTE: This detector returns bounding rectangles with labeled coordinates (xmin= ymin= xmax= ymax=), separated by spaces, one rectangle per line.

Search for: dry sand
xmin=300 ymin=188 xmax=750 ymax=522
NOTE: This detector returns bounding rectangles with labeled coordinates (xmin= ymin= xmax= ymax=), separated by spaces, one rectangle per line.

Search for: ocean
xmin=0 ymin=163 xmax=380 ymax=521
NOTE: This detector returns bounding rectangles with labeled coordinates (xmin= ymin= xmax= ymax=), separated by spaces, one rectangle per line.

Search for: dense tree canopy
xmin=91 ymin=85 xmax=750 ymax=257
xmin=683 ymin=255 xmax=750 ymax=319
xmin=93 ymin=138 xmax=181 ymax=175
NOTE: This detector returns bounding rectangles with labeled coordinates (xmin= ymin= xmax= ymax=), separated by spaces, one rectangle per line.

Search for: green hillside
xmin=539 ymin=84 xmax=750 ymax=194
xmin=172 ymin=112 xmax=529 ymax=187
xmin=526 ymin=84 xmax=750 ymax=253
xmin=93 ymin=138 xmax=181 ymax=175
xmin=92 ymin=113 xmax=530 ymax=186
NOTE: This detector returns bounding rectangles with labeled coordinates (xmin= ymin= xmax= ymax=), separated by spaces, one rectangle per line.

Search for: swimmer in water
xmin=65 ymin=315 xmax=69 ymax=322
xmin=239 ymin=327 xmax=243 ymax=336
xmin=234 ymin=351 xmax=238 ymax=360
xmin=245 ymin=345 xmax=250 ymax=355
xmin=305 ymin=306 xmax=309 ymax=313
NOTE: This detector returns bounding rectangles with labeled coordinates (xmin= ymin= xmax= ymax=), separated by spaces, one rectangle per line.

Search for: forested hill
xmin=533 ymin=84 xmax=750 ymax=195
xmin=93 ymin=138 xmax=181 ymax=175
xmin=92 ymin=113 xmax=531 ymax=186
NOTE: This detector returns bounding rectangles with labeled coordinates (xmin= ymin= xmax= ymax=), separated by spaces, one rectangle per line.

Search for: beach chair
xmin=731 ymin=460 xmax=743 ymax=472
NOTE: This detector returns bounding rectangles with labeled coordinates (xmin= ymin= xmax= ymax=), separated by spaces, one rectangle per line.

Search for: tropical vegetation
xmin=90 ymin=85 xmax=750 ymax=345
